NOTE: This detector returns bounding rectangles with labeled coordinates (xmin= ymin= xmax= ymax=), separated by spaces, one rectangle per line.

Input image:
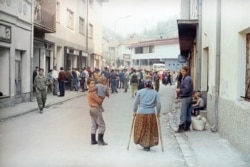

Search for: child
xmin=89 ymin=77 xmax=109 ymax=111
xmin=192 ymin=92 xmax=205 ymax=116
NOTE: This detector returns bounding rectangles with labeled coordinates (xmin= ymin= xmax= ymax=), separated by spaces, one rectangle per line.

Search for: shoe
xmin=185 ymin=121 xmax=191 ymax=131
xmin=143 ymin=147 xmax=150 ymax=151
xmin=39 ymin=107 xmax=43 ymax=114
xmin=176 ymin=124 xmax=185 ymax=133
xmin=91 ymin=134 xmax=98 ymax=145
xmin=98 ymin=134 xmax=108 ymax=145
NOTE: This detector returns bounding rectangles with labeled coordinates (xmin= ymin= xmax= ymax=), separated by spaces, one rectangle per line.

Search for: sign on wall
xmin=178 ymin=54 xmax=187 ymax=63
xmin=0 ymin=24 xmax=11 ymax=43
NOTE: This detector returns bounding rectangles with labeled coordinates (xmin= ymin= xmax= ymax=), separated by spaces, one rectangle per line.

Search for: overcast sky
xmin=102 ymin=0 xmax=181 ymax=36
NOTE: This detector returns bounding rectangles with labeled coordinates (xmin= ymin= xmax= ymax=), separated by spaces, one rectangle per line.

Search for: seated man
xmin=192 ymin=92 xmax=205 ymax=116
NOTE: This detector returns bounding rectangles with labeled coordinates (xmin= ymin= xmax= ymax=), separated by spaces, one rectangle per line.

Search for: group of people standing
xmin=33 ymin=66 xmax=68 ymax=113
xmin=33 ymin=64 xmax=195 ymax=152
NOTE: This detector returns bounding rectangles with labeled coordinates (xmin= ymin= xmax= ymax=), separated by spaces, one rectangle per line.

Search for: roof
xmin=177 ymin=19 xmax=198 ymax=56
xmin=128 ymin=37 xmax=179 ymax=48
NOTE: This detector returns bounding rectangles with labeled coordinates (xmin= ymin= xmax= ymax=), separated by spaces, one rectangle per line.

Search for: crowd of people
xmin=33 ymin=65 xmax=204 ymax=151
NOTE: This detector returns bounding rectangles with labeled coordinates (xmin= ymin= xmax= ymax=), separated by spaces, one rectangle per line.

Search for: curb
xmin=0 ymin=94 xmax=86 ymax=122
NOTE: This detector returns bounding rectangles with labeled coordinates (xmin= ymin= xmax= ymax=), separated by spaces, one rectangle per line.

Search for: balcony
xmin=34 ymin=5 xmax=56 ymax=33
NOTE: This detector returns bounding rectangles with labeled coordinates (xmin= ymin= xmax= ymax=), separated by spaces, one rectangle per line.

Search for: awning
xmin=177 ymin=19 xmax=198 ymax=57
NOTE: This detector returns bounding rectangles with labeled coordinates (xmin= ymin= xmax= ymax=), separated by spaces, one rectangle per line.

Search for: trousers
xmin=36 ymin=90 xmax=47 ymax=109
xmin=90 ymin=107 xmax=106 ymax=134
xmin=180 ymin=96 xmax=193 ymax=124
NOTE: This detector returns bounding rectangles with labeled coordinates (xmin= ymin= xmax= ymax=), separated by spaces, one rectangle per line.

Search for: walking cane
xmin=127 ymin=114 xmax=136 ymax=150
xmin=157 ymin=115 xmax=164 ymax=152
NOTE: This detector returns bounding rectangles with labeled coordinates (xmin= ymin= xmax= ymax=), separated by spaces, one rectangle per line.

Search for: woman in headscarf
xmin=132 ymin=79 xmax=161 ymax=151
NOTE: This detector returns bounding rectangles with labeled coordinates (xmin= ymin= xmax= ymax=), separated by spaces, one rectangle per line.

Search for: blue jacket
xmin=179 ymin=75 xmax=193 ymax=97
xmin=133 ymin=88 xmax=161 ymax=114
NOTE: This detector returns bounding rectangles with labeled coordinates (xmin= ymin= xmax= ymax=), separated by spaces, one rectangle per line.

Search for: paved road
xmin=1 ymin=84 xmax=249 ymax=167
xmin=0 ymin=85 xmax=188 ymax=167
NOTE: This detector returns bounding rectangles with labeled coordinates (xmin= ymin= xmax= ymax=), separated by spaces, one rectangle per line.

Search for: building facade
xmin=0 ymin=0 xmax=33 ymax=108
xmin=44 ymin=0 xmax=104 ymax=71
xmin=179 ymin=0 xmax=250 ymax=153
xmin=0 ymin=0 xmax=106 ymax=108
xmin=129 ymin=38 xmax=182 ymax=71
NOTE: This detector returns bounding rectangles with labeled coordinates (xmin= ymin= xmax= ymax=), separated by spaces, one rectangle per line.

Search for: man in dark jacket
xmin=176 ymin=66 xmax=193 ymax=132
xmin=58 ymin=67 xmax=66 ymax=97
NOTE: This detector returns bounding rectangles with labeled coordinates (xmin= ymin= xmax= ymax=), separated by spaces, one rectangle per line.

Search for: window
xmin=149 ymin=46 xmax=154 ymax=53
xmin=88 ymin=24 xmax=93 ymax=38
xmin=135 ymin=46 xmax=154 ymax=54
xmin=56 ymin=1 xmax=60 ymax=23
xmin=89 ymin=0 xmax=94 ymax=9
xmin=143 ymin=46 xmax=149 ymax=53
xmin=67 ymin=9 xmax=74 ymax=30
xmin=135 ymin=47 xmax=143 ymax=54
xmin=79 ymin=17 xmax=85 ymax=35
xmin=244 ymin=33 xmax=250 ymax=101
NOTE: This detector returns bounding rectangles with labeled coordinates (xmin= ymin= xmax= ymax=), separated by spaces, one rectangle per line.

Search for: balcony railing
xmin=34 ymin=7 xmax=56 ymax=33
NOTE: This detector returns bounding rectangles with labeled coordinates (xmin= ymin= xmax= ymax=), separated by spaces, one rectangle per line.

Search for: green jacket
xmin=34 ymin=75 xmax=50 ymax=91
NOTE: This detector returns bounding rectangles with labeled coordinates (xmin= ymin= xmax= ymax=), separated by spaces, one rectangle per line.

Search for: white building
xmin=178 ymin=0 xmax=250 ymax=153
xmin=34 ymin=0 xmax=106 ymax=73
xmin=0 ymin=0 xmax=33 ymax=108
xmin=129 ymin=38 xmax=183 ymax=71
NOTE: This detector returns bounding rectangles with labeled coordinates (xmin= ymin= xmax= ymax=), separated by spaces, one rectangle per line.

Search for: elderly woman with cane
xmin=131 ymin=79 xmax=162 ymax=151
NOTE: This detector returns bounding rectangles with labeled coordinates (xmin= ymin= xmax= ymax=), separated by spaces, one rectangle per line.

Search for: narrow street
xmin=0 ymin=85 xmax=248 ymax=167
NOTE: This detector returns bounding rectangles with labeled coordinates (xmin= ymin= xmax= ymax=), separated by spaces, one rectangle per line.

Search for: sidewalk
xmin=0 ymin=90 xmax=86 ymax=121
xmin=166 ymin=86 xmax=250 ymax=167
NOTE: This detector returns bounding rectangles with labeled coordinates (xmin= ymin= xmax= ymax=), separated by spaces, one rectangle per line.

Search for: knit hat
xmin=144 ymin=79 xmax=152 ymax=87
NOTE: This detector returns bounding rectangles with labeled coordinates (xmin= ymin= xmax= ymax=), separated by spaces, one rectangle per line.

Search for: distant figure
xmin=52 ymin=66 xmax=59 ymax=96
xmin=33 ymin=66 xmax=39 ymax=92
xmin=130 ymin=69 xmax=138 ymax=98
xmin=58 ymin=67 xmax=66 ymax=97
xmin=34 ymin=68 xmax=50 ymax=113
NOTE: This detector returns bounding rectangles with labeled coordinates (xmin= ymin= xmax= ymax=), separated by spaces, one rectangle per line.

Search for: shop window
xmin=0 ymin=48 xmax=10 ymax=97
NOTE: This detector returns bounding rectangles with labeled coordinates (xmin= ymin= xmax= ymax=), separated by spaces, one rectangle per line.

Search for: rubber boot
xmin=185 ymin=121 xmax=191 ymax=131
xmin=175 ymin=124 xmax=185 ymax=133
xmin=91 ymin=134 xmax=97 ymax=145
xmin=98 ymin=134 xmax=108 ymax=145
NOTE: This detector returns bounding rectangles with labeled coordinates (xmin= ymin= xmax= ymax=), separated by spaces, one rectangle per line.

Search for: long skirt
xmin=134 ymin=114 xmax=159 ymax=148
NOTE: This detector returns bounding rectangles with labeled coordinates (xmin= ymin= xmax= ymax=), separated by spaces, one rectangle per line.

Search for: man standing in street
xmin=58 ymin=67 xmax=66 ymax=97
xmin=110 ymin=69 xmax=118 ymax=93
xmin=33 ymin=66 xmax=39 ymax=92
xmin=130 ymin=69 xmax=138 ymax=98
xmin=34 ymin=68 xmax=50 ymax=113
xmin=124 ymin=68 xmax=129 ymax=93
xmin=52 ymin=66 xmax=59 ymax=96
xmin=176 ymin=66 xmax=194 ymax=132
